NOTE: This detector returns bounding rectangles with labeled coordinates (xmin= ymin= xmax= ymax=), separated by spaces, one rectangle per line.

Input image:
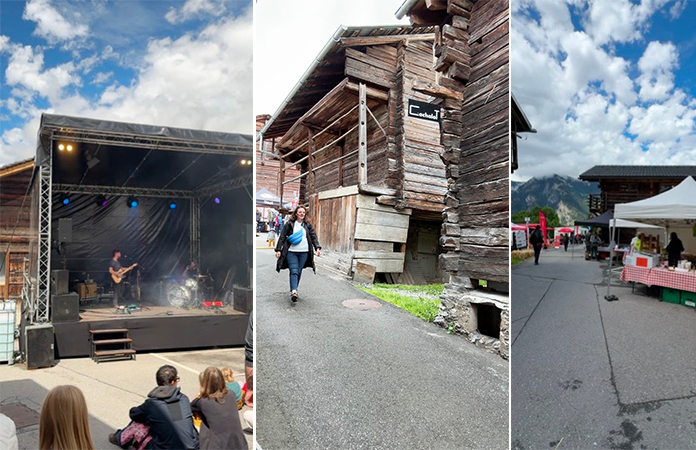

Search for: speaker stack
xmin=25 ymin=323 xmax=55 ymax=369
xmin=51 ymin=292 xmax=80 ymax=323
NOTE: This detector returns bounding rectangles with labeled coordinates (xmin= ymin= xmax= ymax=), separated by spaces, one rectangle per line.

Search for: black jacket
xmin=130 ymin=385 xmax=199 ymax=449
xmin=666 ymin=237 xmax=685 ymax=261
xmin=530 ymin=229 xmax=544 ymax=247
xmin=191 ymin=393 xmax=247 ymax=450
xmin=275 ymin=220 xmax=321 ymax=273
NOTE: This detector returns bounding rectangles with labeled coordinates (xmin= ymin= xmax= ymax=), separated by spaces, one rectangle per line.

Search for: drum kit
xmin=166 ymin=274 xmax=214 ymax=308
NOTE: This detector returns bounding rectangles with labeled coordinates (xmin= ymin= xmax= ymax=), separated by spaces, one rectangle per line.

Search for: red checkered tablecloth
xmin=620 ymin=265 xmax=696 ymax=292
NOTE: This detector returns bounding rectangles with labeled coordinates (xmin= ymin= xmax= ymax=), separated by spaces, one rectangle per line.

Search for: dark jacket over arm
xmin=275 ymin=220 xmax=321 ymax=273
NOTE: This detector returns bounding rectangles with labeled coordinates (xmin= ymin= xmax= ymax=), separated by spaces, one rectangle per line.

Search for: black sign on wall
xmin=407 ymin=99 xmax=441 ymax=122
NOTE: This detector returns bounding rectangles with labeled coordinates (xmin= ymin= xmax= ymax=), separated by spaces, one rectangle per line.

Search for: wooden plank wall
xmin=314 ymin=193 xmax=358 ymax=255
xmin=312 ymin=103 xmax=389 ymax=192
xmin=399 ymin=41 xmax=446 ymax=213
xmin=456 ymin=0 xmax=509 ymax=284
xmin=352 ymin=195 xmax=411 ymax=273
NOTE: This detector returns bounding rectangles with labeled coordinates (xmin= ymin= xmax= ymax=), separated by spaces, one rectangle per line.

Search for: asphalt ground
xmin=512 ymin=245 xmax=696 ymax=449
xmin=255 ymin=245 xmax=509 ymax=450
xmin=0 ymin=348 xmax=252 ymax=449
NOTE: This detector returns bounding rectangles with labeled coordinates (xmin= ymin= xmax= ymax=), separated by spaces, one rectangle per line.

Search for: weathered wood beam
xmin=425 ymin=0 xmax=448 ymax=10
xmin=412 ymin=79 xmax=464 ymax=100
xmin=340 ymin=34 xmax=434 ymax=47
xmin=345 ymin=81 xmax=389 ymax=101
xmin=307 ymin=127 xmax=316 ymax=196
xmin=358 ymin=184 xmax=397 ymax=197
xmin=358 ymin=83 xmax=368 ymax=185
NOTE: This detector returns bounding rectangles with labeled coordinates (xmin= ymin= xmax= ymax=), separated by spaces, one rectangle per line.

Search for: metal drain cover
xmin=342 ymin=299 xmax=382 ymax=310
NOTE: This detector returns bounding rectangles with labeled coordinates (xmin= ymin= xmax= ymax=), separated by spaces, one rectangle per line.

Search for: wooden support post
xmin=279 ymin=158 xmax=285 ymax=206
xmin=307 ymin=127 xmax=316 ymax=196
xmin=358 ymin=82 xmax=368 ymax=185
xmin=337 ymin=131 xmax=344 ymax=187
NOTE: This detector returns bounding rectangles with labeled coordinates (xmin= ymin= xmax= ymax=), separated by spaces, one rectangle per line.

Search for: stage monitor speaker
xmin=233 ymin=287 xmax=253 ymax=314
xmin=25 ymin=323 xmax=55 ymax=369
xmin=58 ymin=218 xmax=73 ymax=243
xmin=51 ymin=292 xmax=80 ymax=323
xmin=51 ymin=270 xmax=69 ymax=295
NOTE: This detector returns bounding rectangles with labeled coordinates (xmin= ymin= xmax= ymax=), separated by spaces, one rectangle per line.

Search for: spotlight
xmin=58 ymin=144 xmax=65 ymax=151
xmin=57 ymin=142 xmax=76 ymax=152
xmin=169 ymin=201 xmax=177 ymax=209
xmin=214 ymin=197 xmax=220 ymax=204
xmin=61 ymin=195 xmax=70 ymax=205
xmin=66 ymin=144 xmax=73 ymax=152
xmin=95 ymin=195 xmax=107 ymax=207
xmin=239 ymin=158 xmax=251 ymax=166
xmin=127 ymin=197 xmax=139 ymax=208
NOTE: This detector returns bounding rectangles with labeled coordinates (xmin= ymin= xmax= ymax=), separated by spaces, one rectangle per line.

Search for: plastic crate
xmin=662 ymin=288 xmax=682 ymax=304
xmin=681 ymin=291 xmax=696 ymax=308
xmin=0 ymin=300 xmax=17 ymax=363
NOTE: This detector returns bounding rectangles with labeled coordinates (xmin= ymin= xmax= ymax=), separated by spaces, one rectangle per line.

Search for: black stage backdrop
xmin=51 ymin=189 xmax=251 ymax=302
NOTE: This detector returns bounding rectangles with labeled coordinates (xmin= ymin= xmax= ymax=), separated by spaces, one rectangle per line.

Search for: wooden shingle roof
xmin=580 ymin=165 xmax=696 ymax=181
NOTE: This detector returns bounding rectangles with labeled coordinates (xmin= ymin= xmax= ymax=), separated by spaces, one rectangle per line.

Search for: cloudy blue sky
xmin=512 ymin=0 xmax=696 ymax=181
xmin=0 ymin=0 xmax=252 ymax=167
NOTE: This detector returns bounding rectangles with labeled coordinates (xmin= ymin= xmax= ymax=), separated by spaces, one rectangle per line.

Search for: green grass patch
xmin=358 ymin=283 xmax=443 ymax=322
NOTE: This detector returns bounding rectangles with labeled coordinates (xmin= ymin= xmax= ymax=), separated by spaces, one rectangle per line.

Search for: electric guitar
xmin=111 ymin=263 xmax=138 ymax=284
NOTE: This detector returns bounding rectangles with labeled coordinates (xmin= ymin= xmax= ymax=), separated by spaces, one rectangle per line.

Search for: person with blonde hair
xmin=191 ymin=366 xmax=247 ymax=449
xmin=220 ymin=366 xmax=243 ymax=409
xmin=39 ymin=385 xmax=95 ymax=450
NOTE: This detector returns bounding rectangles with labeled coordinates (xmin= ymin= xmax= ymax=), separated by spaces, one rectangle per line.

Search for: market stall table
xmin=620 ymin=265 xmax=696 ymax=293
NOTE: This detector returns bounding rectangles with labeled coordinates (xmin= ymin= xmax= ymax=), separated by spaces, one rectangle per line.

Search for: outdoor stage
xmin=53 ymin=300 xmax=248 ymax=358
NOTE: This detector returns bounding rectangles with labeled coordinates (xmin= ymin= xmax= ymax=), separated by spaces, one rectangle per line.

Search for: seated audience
xmin=220 ymin=366 xmax=244 ymax=409
xmin=191 ymin=366 xmax=247 ymax=450
xmin=109 ymin=365 xmax=198 ymax=450
xmin=39 ymin=385 xmax=95 ymax=450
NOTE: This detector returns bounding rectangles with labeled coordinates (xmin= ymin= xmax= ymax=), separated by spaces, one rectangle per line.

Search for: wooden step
xmin=90 ymin=328 xmax=129 ymax=334
xmin=93 ymin=338 xmax=133 ymax=345
xmin=93 ymin=349 xmax=136 ymax=356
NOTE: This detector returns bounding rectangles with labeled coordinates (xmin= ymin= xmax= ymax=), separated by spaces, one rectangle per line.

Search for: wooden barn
xmin=511 ymin=93 xmax=535 ymax=173
xmin=0 ymin=158 xmax=34 ymax=300
xmin=257 ymin=25 xmax=448 ymax=284
xmin=256 ymin=114 xmax=301 ymax=203
xmin=397 ymin=0 xmax=510 ymax=358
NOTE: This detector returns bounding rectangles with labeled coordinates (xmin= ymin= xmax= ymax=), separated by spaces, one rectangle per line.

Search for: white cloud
xmin=1 ymin=8 xmax=253 ymax=166
xmin=637 ymin=41 xmax=678 ymax=101
xmin=165 ymin=0 xmax=227 ymax=24
xmin=91 ymin=71 xmax=114 ymax=85
xmin=0 ymin=35 xmax=10 ymax=52
xmin=4 ymin=45 xmax=80 ymax=102
xmin=22 ymin=0 xmax=89 ymax=43
xmin=511 ymin=0 xmax=696 ymax=181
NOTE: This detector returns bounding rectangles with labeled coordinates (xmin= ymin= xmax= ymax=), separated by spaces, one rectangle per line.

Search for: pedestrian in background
xmin=666 ymin=232 xmax=685 ymax=267
xmin=275 ymin=205 xmax=322 ymax=303
xmin=530 ymin=225 xmax=544 ymax=265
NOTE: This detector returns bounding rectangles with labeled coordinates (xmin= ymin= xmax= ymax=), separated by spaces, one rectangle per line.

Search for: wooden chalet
xmin=398 ymin=0 xmax=510 ymax=358
xmin=256 ymin=114 xmax=301 ymax=203
xmin=0 ymin=158 xmax=34 ymax=300
xmin=511 ymin=93 xmax=535 ymax=173
xmin=579 ymin=166 xmax=696 ymax=215
xmin=258 ymin=25 xmax=447 ymax=284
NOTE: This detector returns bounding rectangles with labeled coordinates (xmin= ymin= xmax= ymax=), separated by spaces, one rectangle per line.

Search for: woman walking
xmin=275 ymin=205 xmax=321 ymax=303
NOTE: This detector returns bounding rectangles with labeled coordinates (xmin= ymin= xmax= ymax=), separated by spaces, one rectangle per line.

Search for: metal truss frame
xmin=190 ymin=197 xmax=201 ymax=264
xmin=53 ymin=184 xmax=194 ymax=199
xmin=45 ymin=128 xmax=250 ymax=156
xmin=35 ymin=154 xmax=53 ymax=323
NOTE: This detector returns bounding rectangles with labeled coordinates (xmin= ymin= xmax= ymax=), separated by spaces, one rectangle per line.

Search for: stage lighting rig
xmin=95 ymin=195 xmax=107 ymax=207
xmin=127 ymin=197 xmax=139 ymax=208
xmin=169 ymin=201 xmax=177 ymax=209
xmin=60 ymin=195 xmax=70 ymax=205
xmin=57 ymin=142 xmax=75 ymax=152
xmin=239 ymin=158 xmax=251 ymax=166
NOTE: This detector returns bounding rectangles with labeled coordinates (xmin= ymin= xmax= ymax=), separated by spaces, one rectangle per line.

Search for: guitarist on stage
xmin=109 ymin=249 xmax=137 ymax=308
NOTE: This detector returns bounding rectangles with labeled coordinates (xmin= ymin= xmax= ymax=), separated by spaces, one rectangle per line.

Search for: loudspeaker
xmin=58 ymin=218 xmax=73 ymax=243
xmin=51 ymin=270 xmax=69 ymax=294
xmin=25 ymin=323 xmax=55 ymax=369
xmin=233 ymin=287 xmax=253 ymax=313
xmin=51 ymin=292 xmax=80 ymax=323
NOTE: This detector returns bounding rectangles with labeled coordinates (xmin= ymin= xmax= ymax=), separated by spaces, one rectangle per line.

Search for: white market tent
xmin=614 ymin=176 xmax=696 ymax=223
xmin=604 ymin=176 xmax=696 ymax=299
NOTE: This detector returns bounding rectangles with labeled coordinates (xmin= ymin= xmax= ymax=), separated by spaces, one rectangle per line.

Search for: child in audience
xmin=267 ymin=229 xmax=277 ymax=248
xmin=221 ymin=366 xmax=244 ymax=409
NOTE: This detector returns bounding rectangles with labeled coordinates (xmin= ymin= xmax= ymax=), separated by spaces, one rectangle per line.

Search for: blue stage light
xmin=61 ymin=196 xmax=70 ymax=205
xmin=169 ymin=201 xmax=177 ymax=209
xmin=214 ymin=197 xmax=220 ymax=204
xmin=127 ymin=197 xmax=139 ymax=208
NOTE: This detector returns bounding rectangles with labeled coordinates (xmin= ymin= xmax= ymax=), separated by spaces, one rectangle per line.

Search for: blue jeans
xmin=286 ymin=251 xmax=309 ymax=291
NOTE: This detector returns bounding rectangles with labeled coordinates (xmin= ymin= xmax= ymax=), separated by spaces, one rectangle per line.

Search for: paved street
xmin=256 ymin=246 xmax=509 ymax=450
xmin=512 ymin=245 xmax=696 ymax=449
xmin=0 ymin=348 xmax=252 ymax=449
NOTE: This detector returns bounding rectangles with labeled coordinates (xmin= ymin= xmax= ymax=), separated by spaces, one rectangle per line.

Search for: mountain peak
xmin=512 ymin=175 xmax=599 ymax=224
